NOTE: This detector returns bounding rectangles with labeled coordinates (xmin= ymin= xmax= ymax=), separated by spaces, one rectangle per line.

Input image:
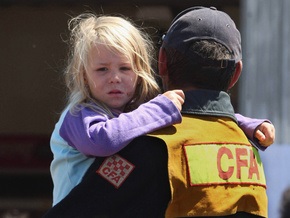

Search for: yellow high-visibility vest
xmin=149 ymin=115 xmax=267 ymax=218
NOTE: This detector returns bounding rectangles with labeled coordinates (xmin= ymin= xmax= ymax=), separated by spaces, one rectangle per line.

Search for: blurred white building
xmin=240 ymin=1 xmax=290 ymax=217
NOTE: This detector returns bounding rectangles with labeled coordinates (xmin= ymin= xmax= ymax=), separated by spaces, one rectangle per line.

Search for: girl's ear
xmin=83 ymin=72 xmax=88 ymax=84
xmin=228 ymin=61 xmax=242 ymax=90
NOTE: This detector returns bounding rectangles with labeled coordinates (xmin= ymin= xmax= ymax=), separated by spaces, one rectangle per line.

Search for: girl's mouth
xmin=108 ymin=90 xmax=122 ymax=94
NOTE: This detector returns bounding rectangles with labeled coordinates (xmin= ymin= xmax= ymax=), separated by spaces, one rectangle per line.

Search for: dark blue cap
xmin=162 ymin=6 xmax=242 ymax=64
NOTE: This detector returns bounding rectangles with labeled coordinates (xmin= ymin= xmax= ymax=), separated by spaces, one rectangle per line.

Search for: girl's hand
xmin=163 ymin=90 xmax=185 ymax=111
xmin=255 ymin=122 xmax=275 ymax=147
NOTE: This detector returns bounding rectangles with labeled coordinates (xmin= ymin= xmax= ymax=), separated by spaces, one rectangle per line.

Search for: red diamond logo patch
xmin=97 ymin=154 xmax=135 ymax=188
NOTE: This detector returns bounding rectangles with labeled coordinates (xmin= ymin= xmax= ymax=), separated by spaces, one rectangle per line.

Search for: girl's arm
xmin=235 ymin=113 xmax=275 ymax=151
xmin=60 ymin=94 xmax=182 ymax=157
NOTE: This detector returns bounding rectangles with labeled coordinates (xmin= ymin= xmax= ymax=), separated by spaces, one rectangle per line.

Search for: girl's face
xmin=86 ymin=44 xmax=138 ymax=111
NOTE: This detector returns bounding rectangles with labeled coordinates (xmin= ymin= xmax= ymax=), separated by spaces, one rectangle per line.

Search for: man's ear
xmin=158 ymin=48 xmax=169 ymax=91
xmin=228 ymin=60 xmax=242 ymax=90
xmin=158 ymin=47 xmax=168 ymax=77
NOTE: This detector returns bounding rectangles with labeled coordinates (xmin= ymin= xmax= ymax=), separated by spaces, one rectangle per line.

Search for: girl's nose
xmin=109 ymin=72 xmax=121 ymax=83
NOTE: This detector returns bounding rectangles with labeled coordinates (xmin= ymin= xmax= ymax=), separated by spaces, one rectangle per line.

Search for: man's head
xmin=159 ymin=6 xmax=242 ymax=91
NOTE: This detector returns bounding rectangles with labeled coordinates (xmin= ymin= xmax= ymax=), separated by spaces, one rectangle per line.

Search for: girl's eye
xmin=96 ymin=67 xmax=108 ymax=72
xmin=120 ymin=66 xmax=131 ymax=71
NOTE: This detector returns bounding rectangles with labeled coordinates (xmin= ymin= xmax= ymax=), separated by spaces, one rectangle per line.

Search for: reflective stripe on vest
xmin=184 ymin=143 xmax=266 ymax=187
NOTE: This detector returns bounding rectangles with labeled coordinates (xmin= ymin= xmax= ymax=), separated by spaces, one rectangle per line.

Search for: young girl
xmin=50 ymin=13 xmax=274 ymax=206
xmin=50 ymin=13 xmax=184 ymax=206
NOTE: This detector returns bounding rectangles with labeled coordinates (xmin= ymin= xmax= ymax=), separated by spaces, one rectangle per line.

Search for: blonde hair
xmin=64 ymin=13 xmax=161 ymax=117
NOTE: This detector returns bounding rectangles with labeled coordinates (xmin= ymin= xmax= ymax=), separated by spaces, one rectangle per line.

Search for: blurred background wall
xmin=0 ymin=0 xmax=240 ymax=136
xmin=0 ymin=0 xmax=289 ymax=217
xmin=240 ymin=1 xmax=290 ymax=218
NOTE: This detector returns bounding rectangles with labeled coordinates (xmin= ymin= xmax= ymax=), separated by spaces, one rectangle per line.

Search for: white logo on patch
xmin=97 ymin=155 xmax=135 ymax=188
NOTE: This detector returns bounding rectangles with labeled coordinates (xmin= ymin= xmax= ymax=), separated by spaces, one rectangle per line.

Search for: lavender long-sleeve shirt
xmin=59 ymin=95 xmax=182 ymax=157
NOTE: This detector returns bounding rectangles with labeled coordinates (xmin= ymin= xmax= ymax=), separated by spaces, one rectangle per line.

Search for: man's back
xmin=150 ymin=90 xmax=267 ymax=217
